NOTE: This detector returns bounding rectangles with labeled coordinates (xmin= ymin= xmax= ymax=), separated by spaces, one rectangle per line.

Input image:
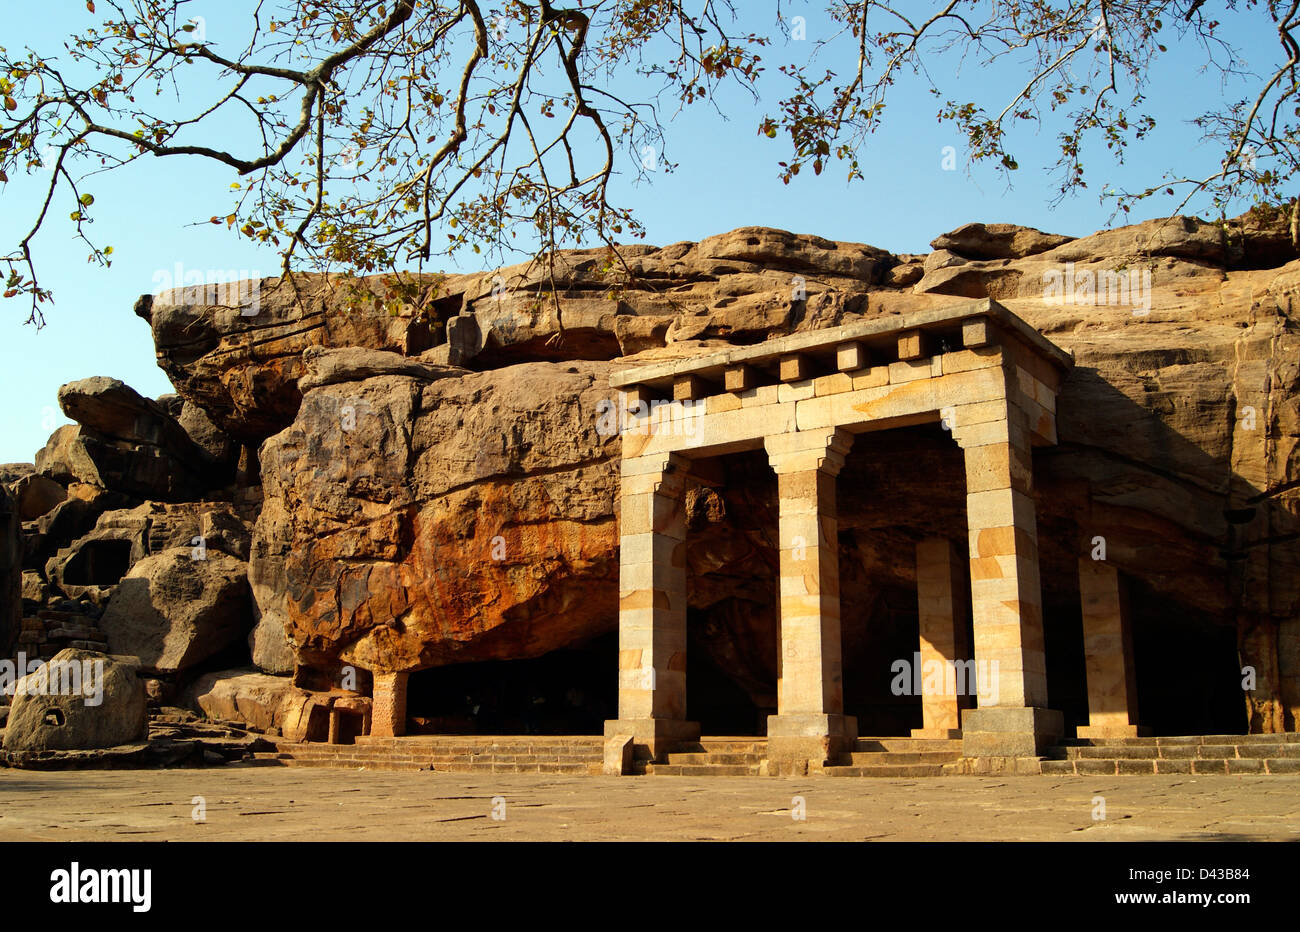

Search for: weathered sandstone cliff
xmin=3 ymin=212 xmax=1296 ymax=741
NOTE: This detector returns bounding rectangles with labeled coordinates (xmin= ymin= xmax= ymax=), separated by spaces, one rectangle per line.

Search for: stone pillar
xmin=763 ymin=428 xmax=857 ymax=769
xmin=912 ymin=538 xmax=972 ymax=739
xmin=370 ymin=671 xmax=409 ymax=738
xmin=604 ymin=452 xmax=699 ymax=759
xmin=953 ymin=407 xmax=1062 ymax=757
xmin=1076 ymin=558 xmax=1142 ymax=738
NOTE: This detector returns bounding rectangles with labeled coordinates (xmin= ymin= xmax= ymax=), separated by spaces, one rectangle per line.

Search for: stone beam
xmin=962 ymin=316 xmax=993 ymax=348
xmin=673 ymin=374 xmax=710 ymax=402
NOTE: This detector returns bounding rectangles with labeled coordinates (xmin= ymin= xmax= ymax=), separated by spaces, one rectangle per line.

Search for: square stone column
xmin=604 ymin=452 xmax=699 ymax=759
xmin=1076 ymin=558 xmax=1143 ymax=738
xmin=371 ymin=671 xmax=409 ymax=738
xmin=912 ymin=538 xmax=972 ymax=739
xmin=952 ymin=406 xmax=1062 ymax=757
xmin=763 ymin=428 xmax=857 ymax=768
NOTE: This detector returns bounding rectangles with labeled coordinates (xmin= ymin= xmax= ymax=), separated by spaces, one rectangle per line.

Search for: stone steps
xmin=1039 ymin=758 xmax=1300 ymax=775
xmin=1039 ymin=734 xmax=1300 ymax=775
xmin=824 ymin=739 xmax=963 ymax=776
xmin=823 ymin=762 xmax=955 ymax=777
xmin=247 ymin=732 xmax=1300 ymax=777
xmin=842 ymin=750 xmax=962 ymax=766
xmin=642 ymin=762 xmax=762 ymax=777
xmin=257 ymin=737 xmax=604 ymax=773
xmin=853 ymin=737 xmax=963 ymax=753
xmin=660 ymin=751 xmax=764 ymax=766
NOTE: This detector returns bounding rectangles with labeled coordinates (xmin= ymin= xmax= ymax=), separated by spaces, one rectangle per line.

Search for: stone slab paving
xmin=0 ymin=768 xmax=1298 ymax=841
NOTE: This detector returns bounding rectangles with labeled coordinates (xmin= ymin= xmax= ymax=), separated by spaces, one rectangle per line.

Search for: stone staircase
xmin=634 ymin=738 xmax=767 ymax=776
xmin=250 ymin=735 xmax=605 ymax=774
xmin=823 ymin=737 xmax=965 ymax=776
xmin=1037 ymin=734 xmax=1300 ymax=775
xmin=245 ymin=732 xmax=1300 ymax=777
xmin=629 ymin=736 xmax=964 ymax=777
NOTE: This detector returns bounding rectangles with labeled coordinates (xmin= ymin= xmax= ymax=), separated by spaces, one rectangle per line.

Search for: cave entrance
xmin=1130 ymin=586 xmax=1246 ymax=735
xmin=61 ymin=538 xmax=133 ymax=587
xmin=403 ymin=633 xmax=616 ymax=735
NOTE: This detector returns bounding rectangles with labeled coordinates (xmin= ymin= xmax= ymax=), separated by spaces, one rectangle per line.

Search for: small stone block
xmin=603 ymin=734 xmax=634 ymax=776
xmin=1117 ymin=759 xmax=1156 ymax=775
xmin=836 ymin=342 xmax=868 ymax=372
xmin=962 ymin=316 xmax=993 ymax=348
xmin=724 ymin=365 xmax=756 ymax=393
xmin=897 ymin=329 xmax=931 ymax=361
xmin=623 ymin=385 xmax=656 ymax=411
xmin=779 ymin=354 xmax=813 ymax=382
xmin=673 ymin=374 xmax=708 ymax=401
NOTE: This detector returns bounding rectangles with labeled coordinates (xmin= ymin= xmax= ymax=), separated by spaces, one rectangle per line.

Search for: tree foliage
xmin=2 ymin=1 xmax=1298 ymax=326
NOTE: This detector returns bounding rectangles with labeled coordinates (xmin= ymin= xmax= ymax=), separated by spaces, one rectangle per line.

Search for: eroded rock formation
xmin=2 ymin=210 xmax=1298 ymax=745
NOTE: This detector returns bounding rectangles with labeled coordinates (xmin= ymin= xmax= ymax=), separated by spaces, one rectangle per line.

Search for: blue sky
xmin=0 ymin=2 xmax=1277 ymax=462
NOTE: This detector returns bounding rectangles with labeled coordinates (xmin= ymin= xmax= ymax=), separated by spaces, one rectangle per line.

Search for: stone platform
xmin=250 ymin=732 xmax=1300 ymax=777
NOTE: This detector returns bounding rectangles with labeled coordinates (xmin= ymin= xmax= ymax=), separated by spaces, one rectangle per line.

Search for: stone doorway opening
xmin=402 ymin=633 xmax=616 ymax=735
xmin=837 ymin=421 xmax=974 ymax=737
xmin=1130 ymin=586 xmax=1246 ymax=735
xmin=683 ymin=449 xmax=779 ymax=737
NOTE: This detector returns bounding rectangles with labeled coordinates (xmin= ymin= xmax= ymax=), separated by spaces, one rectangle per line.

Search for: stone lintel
xmin=764 ymin=428 xmax=853 ymax=476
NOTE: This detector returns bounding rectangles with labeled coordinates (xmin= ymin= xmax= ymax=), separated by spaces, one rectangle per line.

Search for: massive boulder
xmin=6 ymin=470 xmax=67 ymax=522
xmin=930 ymin=222 xmax=1075 ymax=260
xmin=98 ymin=548 xmax=252 ymax=674
xmin=36 ymin=378 xmax=212 ymax=501
xmin=251 ymin=356 xmax=619 ymax=673
xmin=137 ymin=277 xmax=459 ymax=445
xmin=2 ymin=649 xmax=147 ymax=751
xmin=142 ymin=231 xmax=892 ymax=445
xmin=186 ymin=668 xmax=306 ymax=733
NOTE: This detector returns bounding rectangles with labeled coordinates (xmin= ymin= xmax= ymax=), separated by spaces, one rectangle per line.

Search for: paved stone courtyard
xmin=1 ymin=767 xmax=1297 ymax=841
